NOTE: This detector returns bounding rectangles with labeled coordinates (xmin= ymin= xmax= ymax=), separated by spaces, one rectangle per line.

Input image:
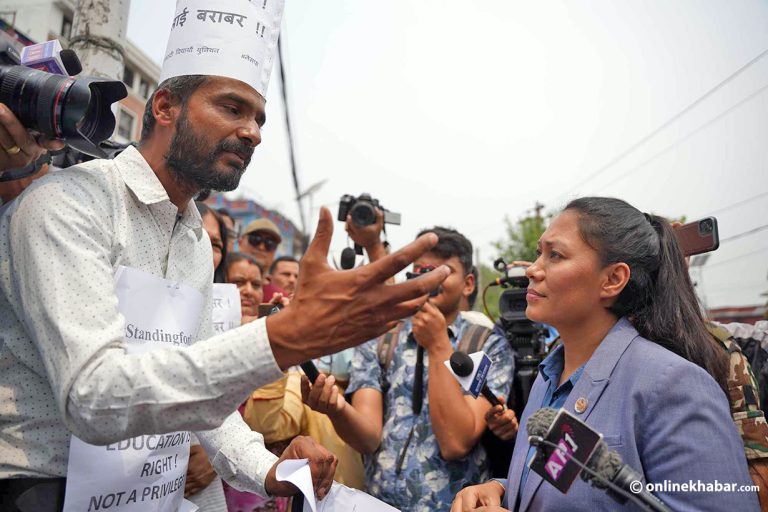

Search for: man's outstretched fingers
xmin=378 ymin=265 xmax=451 ymax=307
xmin=303 ymin=207 xmax=334 ymax=266
xmin=362 ymin=232 xmax=439 ymax=284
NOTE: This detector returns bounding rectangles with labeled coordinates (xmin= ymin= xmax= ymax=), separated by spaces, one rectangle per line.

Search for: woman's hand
xmin=301 ymin=373 xmax=346 ymax=417
xmin=451 ymin=481 xmax=506 ymax=511
xmin=269 ymin=292 xmax=291 ymax=308
xmin=485 ymin=397 xmax=519 ymax=441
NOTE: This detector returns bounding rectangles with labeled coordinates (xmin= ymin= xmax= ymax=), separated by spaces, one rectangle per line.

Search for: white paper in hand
xmin=277 ymin=459 xmax=400 ymax=512
xmin=276 ymin=458 xmax=317 ymax=512
xmin=310 ymin=483 xmax=401 ymax=512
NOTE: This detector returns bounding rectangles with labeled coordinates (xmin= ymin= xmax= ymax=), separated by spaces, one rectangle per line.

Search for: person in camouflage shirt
xmin=302 ymin=227 xmax=514 ymax=511
xmin=710 ymin=321 xmax=768 ymax=507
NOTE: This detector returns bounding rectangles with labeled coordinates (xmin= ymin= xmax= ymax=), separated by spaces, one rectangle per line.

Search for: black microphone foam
xmin=449 ymin=350 xmax=502 ymax=407
xmin=526 ymin=407 xmax=559 ymax=439
xmin=581 ymin=443 xmax=623 ymax=489
xmin=340 ymin=247 xmax=357 ymax=269
xmin=59 ymin=49 xmax=82 ymax=75
xmin=449 ymin=351 xmax=474 ymax=377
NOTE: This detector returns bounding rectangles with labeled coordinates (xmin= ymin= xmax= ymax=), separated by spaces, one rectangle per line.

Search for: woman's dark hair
xmin=565 ymin=197 xmax=728 ymax=394
xmin=196 ymin=201 xmax=228 ymax=283
xmin=223 ymin=252 xmax=263 ymax=278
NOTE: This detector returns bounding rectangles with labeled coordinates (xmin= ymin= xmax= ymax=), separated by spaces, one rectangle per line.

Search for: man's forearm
xmin=66 ymin=319 xmax=283 ymax=445
xmin=427 ymin=344 xmax=481 ymax=460
xmin=196 ymin=411 xmax=278 ymax=496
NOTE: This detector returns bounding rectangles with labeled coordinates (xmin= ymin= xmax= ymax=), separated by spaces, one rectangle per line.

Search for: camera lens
xmin=0 ymin=64 xmax=126 ymax=157
xmin=350 ymin=202 xmax=376 ymax=226
xmin=699 ymin=218 xmax=714 ymax=235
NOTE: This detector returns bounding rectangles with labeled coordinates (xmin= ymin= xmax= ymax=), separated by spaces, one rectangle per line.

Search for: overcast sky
xmin=128 ymin=0 xmax=768 ymax=309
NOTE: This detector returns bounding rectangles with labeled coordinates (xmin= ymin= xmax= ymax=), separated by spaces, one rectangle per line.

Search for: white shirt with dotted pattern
xmin=0 ymin=146 xmax=284 ymax=497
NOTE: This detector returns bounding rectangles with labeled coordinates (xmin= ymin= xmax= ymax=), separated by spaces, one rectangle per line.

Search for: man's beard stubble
xmin=165 ymin=108 xmax=254 ymax=193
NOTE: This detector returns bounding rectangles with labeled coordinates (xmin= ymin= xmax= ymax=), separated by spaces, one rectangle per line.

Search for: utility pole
xmin=531 ymin=201 xmax=545 ymax=219
xmin=70 ymin=0 xmax=131 ymax=80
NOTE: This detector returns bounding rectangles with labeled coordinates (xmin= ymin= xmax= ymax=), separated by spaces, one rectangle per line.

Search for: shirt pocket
xmin=602 ymin=434 xmax=623 ymax=447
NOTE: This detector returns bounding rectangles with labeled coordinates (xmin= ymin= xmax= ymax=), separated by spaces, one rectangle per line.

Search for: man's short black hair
xmin=416 ymin=226 xmax=473 ymax=275
xmin=269 ymin=255 xmax=299 ymax=275
xmin=140 ymin=75 xmax=208 ymax=141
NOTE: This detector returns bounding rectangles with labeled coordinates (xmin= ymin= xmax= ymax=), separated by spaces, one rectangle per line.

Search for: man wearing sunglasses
xmin=239 ymin=218 xmax=282 ymax=273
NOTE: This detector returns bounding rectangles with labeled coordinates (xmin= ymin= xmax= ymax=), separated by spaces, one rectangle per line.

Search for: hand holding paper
xmin=276 ymin=459 xmax=400 ymax=512
xmin=265 ymin=436 xmax=337 ymax=499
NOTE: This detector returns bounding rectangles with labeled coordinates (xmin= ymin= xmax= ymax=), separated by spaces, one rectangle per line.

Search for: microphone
xmin=526 ymin=408 xmax=671 ymax=512
xmin=340 ymin=247 xmax=357 ymax=270
xmin=449 ymin=351 xmax=502 ymax=407
xmin=59 ymin=49 xmax=83 ymax=76
xmin=300 ymin=361 xmax=320 ymax=383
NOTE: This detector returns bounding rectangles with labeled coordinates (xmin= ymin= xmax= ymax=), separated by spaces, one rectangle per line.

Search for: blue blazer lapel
xmin=517 ymin=318 xmax=639 ymax=511
xmin=504 ymin=376 xmax=547 ymax=509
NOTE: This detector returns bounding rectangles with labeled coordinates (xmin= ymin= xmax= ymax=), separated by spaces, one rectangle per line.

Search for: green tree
xmin=475 ymin=211 xmax=548 ymax=320
xmin=493 ymin=215 xmax=548 ymax=264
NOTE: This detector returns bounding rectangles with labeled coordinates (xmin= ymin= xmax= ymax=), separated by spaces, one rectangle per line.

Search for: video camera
xmin=492 ymin=258 xmax=549 ymax=418
xmin=337 ymin=193 xmax=401 ymax=227
xmin=0 ymin=37 xmax=127 ymax=159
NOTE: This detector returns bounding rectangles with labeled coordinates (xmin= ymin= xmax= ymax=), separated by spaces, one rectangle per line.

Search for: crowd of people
xmin=1 ymin=2 xmax=767 ymax=511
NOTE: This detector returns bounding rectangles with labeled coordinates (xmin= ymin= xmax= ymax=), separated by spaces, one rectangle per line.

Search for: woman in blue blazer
xmin=452 ymin=197 xmax=758 ymax=511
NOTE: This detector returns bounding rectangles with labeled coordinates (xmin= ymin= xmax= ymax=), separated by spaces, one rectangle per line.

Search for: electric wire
xmin=720 ymin=224 xmax=768 ymax=244
xmin=552 ymin=46 xmax=768 ymax=199
xmin=277 ymin=37 xmax=306 ymax=237
xmin=595 ymin=83 xmax=768 ymax=192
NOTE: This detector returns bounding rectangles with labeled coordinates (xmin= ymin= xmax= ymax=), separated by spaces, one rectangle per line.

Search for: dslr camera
xmin=337 ymin=193 xmax=401 ymax=227
xmin=0 ymin=37 xmax=127 ymax=158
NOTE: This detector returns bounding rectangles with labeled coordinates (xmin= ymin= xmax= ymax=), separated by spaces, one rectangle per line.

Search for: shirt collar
xmin=114 ymin=146 xmax=203 ymax=237
xmin=114 ymin=146 xmax=170 ymax=206
xmin=539 ymin=344 xmax=565 ymax=384
xmin=538 ymin=339 xmax=592 ymax=390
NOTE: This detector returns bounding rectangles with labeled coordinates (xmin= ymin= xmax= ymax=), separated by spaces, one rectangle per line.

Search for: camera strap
xmin=413 ymin=342 xmax=424 ymax=415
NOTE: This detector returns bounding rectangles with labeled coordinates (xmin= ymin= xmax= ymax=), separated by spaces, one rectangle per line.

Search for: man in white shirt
xmin=0 ymin=14 xmax=448 ymax=512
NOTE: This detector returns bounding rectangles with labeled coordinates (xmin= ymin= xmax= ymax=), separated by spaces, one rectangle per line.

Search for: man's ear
xmin=463 ymin=269 xmax=476 ymax=298
xmin=600 ymin=262 xmax=630 ymax=303
xmin=151 ymin=89 xmax=182 ymax=130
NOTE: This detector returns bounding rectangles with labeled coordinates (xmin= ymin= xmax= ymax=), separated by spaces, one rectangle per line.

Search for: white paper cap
xmin=160 ymin=0 xmax=284 ymax=98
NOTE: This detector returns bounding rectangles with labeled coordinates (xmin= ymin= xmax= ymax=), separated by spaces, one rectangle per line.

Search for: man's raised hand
xmin=267 ymin=207 xmax=449 ymax=368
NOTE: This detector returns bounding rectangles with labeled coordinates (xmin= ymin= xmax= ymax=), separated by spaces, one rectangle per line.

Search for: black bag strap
xmin=376 ymin=322 xmax=404 ymax=373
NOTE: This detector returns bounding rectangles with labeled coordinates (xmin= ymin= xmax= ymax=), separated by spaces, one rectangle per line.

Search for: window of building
xmin=138 ymin=78 xmax=150 ymax=100
xmin=61 ymin=16 xmax=73 ymax=40
xmin=117 ymin=109 xmax=135 ymax=140
xmin=123 ymin=66 xmax=135 ymax=89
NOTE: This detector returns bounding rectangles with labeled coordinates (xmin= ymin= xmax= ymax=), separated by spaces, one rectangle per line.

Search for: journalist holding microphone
xmin=453 ymin=196 xmax=758 ymax=511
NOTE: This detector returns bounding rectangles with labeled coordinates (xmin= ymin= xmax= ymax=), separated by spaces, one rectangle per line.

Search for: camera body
xmin=0 ymin=36 xmax=127 ymax=158
xmin=337 ymin=193 xmax=401 ymax=227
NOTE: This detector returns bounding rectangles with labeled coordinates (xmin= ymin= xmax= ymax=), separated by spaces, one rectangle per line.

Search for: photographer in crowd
xmin=0 ymin=3 xmax=450 ymax=510
xmin=304 ymin=226 xmax=514 ymax=511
